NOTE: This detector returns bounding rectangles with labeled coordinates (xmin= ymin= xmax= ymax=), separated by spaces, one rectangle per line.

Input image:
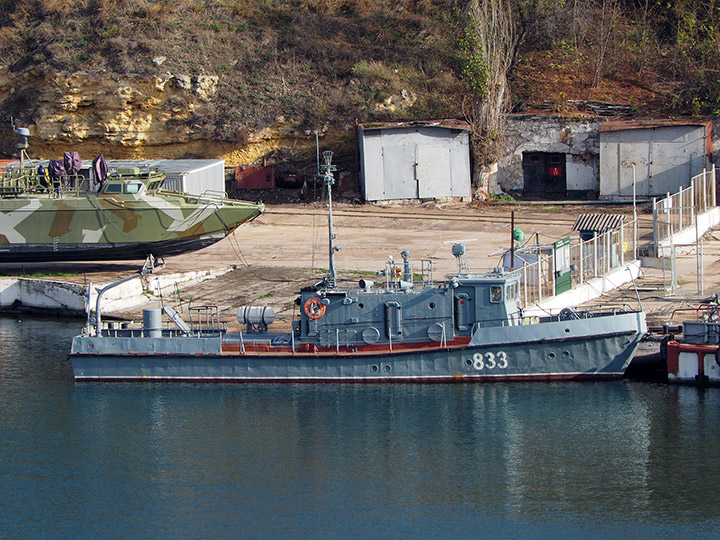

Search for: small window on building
xmin=550 ymin=155 xmax=562 ymax=164
xmin=490 ymin=286 xmax=503 ymax=303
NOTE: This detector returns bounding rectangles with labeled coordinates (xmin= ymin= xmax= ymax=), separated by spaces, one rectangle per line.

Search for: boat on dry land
xmin=70 ymin=152 xmax=647 ymax=382
xmin=0 ymin=128 xmax=263 ymax=262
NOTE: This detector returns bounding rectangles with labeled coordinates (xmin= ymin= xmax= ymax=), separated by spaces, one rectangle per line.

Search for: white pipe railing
xmin=652 ymin=165 xmax=716 ymax=254
xmin=510 ymin=217 xmax=640 ymax=308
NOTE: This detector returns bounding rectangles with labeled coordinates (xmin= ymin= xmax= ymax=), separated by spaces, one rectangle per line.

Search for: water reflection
xmin=66 ymin=383 xmax=720 ymax=529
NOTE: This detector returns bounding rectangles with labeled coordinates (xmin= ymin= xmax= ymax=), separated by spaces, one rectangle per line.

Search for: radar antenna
xmin=444 ymin=239 xmax=477 ymax=275
xmin=11 ymin=120 xmax=32 ymax=172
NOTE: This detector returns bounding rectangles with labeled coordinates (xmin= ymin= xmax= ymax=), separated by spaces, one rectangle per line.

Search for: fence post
xmin=679 ymin=185 xmax=683 ymax=230
xmin=666 ymin=193 xmax=672 ymax=256
xmin=652 ymin=198 xmax=658 ymax=257
xmin=593 ymin=235 xmax=598 ymax=278
xmin=606 ymin=232 xmax=611 ymax=273
xmin=691 ymin=181 xmax=696 ymax=229
xmin=537 ymin=255 xmax=542 ymax=303
xmin=713 ymin=164 xmax=717 ymax=207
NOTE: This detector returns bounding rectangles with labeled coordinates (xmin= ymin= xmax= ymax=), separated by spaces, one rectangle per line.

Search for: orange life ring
xmin=304 ymin=297 xmax=326 ymax=320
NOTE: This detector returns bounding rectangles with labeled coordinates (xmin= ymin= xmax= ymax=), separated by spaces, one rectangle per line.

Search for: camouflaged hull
xmin=0 ymin=190 xmax=263 ymax=262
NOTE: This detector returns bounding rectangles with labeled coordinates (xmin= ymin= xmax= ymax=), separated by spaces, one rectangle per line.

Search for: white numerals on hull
xmin=472 ymin=351 xmax=508 ymax=371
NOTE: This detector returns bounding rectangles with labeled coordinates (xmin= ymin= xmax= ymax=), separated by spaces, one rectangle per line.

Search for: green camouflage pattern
xmin=0 ymin=166 xmax=264 ymax=261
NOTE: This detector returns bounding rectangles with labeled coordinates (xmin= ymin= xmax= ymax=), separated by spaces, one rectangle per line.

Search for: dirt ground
xmin=2 ymin=200 xmax=718 ymax=330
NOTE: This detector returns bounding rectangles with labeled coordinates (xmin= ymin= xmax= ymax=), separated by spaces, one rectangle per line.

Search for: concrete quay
xmin=1 ymin=201 xmax=718 ymax=335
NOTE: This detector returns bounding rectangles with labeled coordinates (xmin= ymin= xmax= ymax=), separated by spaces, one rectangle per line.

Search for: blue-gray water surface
xmin=1 ymin=318 xmax=719 ymax=539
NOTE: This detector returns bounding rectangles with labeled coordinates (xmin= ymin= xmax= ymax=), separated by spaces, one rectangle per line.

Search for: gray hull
xmin=70 ymin=312 xmax=646 ymax=382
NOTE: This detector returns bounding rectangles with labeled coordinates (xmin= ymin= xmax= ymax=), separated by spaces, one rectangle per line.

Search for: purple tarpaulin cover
xmin=63 ymin=151 xmax=81 ymax=175
xmin=48 ymin=160 xmax=65 ymax=178
xmin=92 ymin=154 xmax=108 ymax=184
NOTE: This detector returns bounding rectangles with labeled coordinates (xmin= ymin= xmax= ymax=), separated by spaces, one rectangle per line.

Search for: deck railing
xmin=0 ymin=167 xmax=89 ymax=198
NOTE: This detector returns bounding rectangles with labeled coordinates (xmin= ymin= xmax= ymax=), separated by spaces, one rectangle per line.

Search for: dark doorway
xmin=522 ymin=152 xmax=567 ymax=199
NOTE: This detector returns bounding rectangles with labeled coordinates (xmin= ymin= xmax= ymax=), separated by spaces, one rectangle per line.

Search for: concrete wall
xmin=495 ymin=116 xmax=599 ymax=197
xmin=0 ymin=267 xmax=234 ymax=317
xmin=0 ymin=278 xmax=86 ymax=312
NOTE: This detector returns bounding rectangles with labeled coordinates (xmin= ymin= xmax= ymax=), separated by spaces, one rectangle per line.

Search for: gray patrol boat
xmin=70 ymin=152 xmax=647 ymax=382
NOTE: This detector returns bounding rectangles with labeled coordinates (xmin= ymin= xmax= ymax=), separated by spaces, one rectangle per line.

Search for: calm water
xmin=1 ymin=318 xmax=720 ymax=539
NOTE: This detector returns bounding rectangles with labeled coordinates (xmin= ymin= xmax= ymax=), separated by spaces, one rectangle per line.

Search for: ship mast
xmin=321 ymin=150 xmax=339 ymax=289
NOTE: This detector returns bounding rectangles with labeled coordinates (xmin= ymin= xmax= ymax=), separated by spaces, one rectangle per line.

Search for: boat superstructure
xmin=70 ymin=151 xmax=646 ymax=382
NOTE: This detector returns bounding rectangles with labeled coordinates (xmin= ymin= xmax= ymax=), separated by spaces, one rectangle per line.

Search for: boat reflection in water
xmin=69 ymin=381 xmax=720 ymax=535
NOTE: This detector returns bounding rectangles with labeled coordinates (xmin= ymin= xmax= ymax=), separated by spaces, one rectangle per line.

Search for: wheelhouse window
xmin=126 ymin=182 xmax=142 ymax=194
xmin=103 ymin=183 xmax=122 ymax=193
xmin=490 ymin=286 xmax=503 ymax=303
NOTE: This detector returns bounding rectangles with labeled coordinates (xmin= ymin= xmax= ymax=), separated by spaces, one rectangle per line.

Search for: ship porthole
xmin=358 ymin=303 xmax=364 ymax=309
xmin=429 ymin=302 xmax=435 ymax=309
xmin=465 ymin=359 xmax=472 ymax=366
xmin=384 ymin=365 xmax=391 ymax=372
xmin=562 ymin=351 xmax=570 ymax=357
xmin=548 ymin=352 xmax=556 ymax=359
xmin=371 ymin=365 xmax=379 ymax=372
xmin=564 ymin=328 xmax=570 ymax=333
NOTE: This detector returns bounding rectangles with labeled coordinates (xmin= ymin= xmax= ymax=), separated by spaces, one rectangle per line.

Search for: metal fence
xmin=509 ymin=217 xmax=639 ymax=309
xmin=502 ymin=167 xmax=717 ymax=309
xmin=652 ymin=166 xmax=716 ymax=252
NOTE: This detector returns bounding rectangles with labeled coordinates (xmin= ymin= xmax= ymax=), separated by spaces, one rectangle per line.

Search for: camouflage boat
xmin=70 ymin=152 xmax=647 ymax=382
xmin=0 ymin=130 xmax=263 ymax=262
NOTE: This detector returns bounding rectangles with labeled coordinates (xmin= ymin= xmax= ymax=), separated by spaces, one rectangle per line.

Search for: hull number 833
xmin=472 ymin=351 xmax=508 ymax=370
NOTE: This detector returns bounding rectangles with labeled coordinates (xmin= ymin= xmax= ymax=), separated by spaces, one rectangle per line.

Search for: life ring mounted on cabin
xmin=304 ymin=297 xmax=326 ymax=320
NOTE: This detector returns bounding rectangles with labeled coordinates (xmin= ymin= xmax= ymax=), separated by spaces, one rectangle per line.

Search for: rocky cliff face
xmin=0 ymin=67 xmax=349 ymax=166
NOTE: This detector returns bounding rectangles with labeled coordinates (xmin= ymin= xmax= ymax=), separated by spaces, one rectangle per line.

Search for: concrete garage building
xmin=495 ymin=116 xmax=715 ymax=200
xmin=358 ymin=120 xmax=472 ymax=201
xmin=599 ymin=120 xmax=713 ymax=199
xmin=498 ymin=116 xmax=600 ymax=199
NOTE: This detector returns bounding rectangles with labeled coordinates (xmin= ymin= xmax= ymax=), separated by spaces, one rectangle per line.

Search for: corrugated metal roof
xmin=599 ymin=119 xmax=713 ymax=132
xmin=572 ymin=214 xmax=625 ymax=232
xmin=359 ymin=119 xmax=471 ymax=131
